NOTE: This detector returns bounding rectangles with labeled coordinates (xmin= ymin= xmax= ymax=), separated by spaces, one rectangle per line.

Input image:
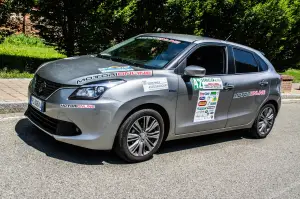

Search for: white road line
xmin=0 ymin=116 xmax=26 ymax=121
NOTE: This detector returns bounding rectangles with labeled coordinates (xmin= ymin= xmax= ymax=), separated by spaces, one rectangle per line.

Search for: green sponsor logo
xmin=191 ymin=78 xmax=222 ymax=90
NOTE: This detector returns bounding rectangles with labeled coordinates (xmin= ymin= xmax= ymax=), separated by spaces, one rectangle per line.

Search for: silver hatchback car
xmin=25 ymin=33 xmax=281 ymax=162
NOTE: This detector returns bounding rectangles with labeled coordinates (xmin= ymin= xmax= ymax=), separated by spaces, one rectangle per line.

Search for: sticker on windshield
xmin=98 ymin=66 xmax=133 ymax=73
xmin=194 ymin=90 xmax=219 ymax=122
xmin=137 ymin=36 xmax=181 ymax=44
xmin=191 ymin=78 xmax=223 ymax=90
xmin=60 ymin=104 xmax=95 ymax=109
xmin=142 ymin=78 xmax=168 ymax=92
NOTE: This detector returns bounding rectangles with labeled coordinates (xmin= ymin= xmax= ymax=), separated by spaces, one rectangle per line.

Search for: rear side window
xmin=255 ymin=54 xmax=269 ymax=71
xmin=233 ymin=48 xmax=258 ymax=73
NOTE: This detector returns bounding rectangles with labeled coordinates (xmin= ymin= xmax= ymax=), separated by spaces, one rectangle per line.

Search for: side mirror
xmin=184 ymin=65 xmax=206 ymax=77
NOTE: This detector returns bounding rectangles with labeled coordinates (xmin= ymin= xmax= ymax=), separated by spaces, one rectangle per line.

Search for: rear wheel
xmin=114 ymin=109 xmax=164 ymax=163
xmin=250 ymin=103 xmax=276 ymax=138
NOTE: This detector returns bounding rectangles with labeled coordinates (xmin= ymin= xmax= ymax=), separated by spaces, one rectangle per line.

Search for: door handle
xmin=259 ymin=80 xmax=269 ymax=86
xmin=223 ymin=83 xmax=234 ymax=90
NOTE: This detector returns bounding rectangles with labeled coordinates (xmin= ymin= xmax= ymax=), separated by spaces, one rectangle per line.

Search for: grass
xmin=0 ymin=69 xmax=34 ymax=78
xmin=0 ymin=44 xmax=66 ymax=59
xmin=280 ymin=69 xmax=300 ymax=83
xmin=0 ymin=34 xmax=66 ymax=78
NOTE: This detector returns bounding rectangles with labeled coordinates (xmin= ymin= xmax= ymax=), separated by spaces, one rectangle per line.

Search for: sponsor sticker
xmin=142 ymin=78 xmax=169 ymax=92
xmin=191 ymin=78 xmax=223 ymax=90
xmin=60 ymin=104 xmax=95 ymax=109
xmin=198 ymin=101 xmax=207 ymax=106
xmin=98 ymin=66 xmax=133 ymax=73
xmin=193 ymin=90 xmax=220 ymax=122
xmin=199 ymin=96 xmax=206 ymax=100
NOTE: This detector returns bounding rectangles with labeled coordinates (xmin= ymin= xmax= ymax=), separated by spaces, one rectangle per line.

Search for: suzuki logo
xmin=37 ymin=81 xmax=47 ymax=94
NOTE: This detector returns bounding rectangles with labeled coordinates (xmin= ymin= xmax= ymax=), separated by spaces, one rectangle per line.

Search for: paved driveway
xmin=1 ymin=104 xmax=300 ymax=198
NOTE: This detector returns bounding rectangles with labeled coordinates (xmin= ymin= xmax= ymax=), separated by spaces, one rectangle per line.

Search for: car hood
xmin=36 ymin=55 xmax=153 ymax=85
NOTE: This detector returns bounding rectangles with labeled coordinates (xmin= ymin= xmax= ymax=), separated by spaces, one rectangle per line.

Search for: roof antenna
xmin=225 ymin=34 xmax=232 ymax=41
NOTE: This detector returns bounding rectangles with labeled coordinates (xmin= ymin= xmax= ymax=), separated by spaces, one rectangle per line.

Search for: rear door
xmin=175 ymin=43 xmax=235 ymax=135
xmin=226 ymin=47 xmax=270 ymax=127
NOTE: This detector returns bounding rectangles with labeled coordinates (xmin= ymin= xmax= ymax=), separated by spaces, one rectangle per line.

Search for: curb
xmin=281 ymin=93 xmax=300 ymax=99
xmin=0 ymin=102 xmax=27 ymax=114
xmin=0 ymin=95 xmax=299 ymax=114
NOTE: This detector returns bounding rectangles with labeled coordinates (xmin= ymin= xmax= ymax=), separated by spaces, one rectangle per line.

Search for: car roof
xmin=140 ymin=33 xmax=262 ymax=55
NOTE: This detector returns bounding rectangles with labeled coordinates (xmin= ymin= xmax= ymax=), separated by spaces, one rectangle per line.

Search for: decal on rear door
xmin=191 ymin=77 xmax=223 ymax=90
xmin=233 ymin=90 xmax=266 ymax=99
xmin=193 ymin=90 xmax=220 ymax=122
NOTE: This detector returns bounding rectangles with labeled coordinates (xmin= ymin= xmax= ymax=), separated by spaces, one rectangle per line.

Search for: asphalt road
xmin=1 ymin=104 xmax=300 ymax=199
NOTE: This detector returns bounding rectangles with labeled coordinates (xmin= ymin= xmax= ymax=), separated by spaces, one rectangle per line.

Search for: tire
xmin=114 ymin=109 xmax=165 ymax=163
xmin=250 ymin=103 xmax=276 ymax=139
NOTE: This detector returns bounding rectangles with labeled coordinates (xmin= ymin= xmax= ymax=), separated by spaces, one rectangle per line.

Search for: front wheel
xmin=250 ymin=103 xmax=276 ymax=139
xmin=114 ymin=109 xmax=165 ymax=163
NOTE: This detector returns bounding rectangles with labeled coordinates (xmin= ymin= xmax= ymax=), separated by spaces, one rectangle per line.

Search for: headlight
xmin=69 ymin=79 xmax=126 ymax=100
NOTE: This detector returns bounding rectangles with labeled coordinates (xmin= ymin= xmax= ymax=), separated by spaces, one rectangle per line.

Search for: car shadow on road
xmin=15 ymin=118 xmax=125 ymax=165
xmin=15 ymin=118 xmax=250 ymax=165
xmin=158 ymin=130 xmax=248 ymax=155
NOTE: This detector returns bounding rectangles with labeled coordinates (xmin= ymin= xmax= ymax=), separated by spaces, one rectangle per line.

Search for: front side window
xmin=233 ymin=48 xmax=258 ymax=73
xmin=99 ymin=36 xmax=191 ymax=69
xmin=186 ymin=46 xmax=226 ymax=75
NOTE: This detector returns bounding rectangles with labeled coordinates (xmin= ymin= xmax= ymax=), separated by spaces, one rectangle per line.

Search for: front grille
xmin=33 ymin=75 xmax=63 ymax=99
xmin=25 ymin=105 xmax=81 ymax=136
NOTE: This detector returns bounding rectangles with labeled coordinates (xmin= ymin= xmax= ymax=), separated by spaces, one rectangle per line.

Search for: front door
xmin=175 ymin=44 xmax=235 ymax=135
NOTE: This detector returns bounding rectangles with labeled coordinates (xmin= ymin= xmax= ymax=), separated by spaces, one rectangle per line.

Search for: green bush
xmin=0 ymin=34 xmax=66 ymax=74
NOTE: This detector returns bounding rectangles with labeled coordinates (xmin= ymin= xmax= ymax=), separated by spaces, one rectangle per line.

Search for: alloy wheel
xmin=127 ymin=116 xmax=161 ymax=157
xmin=258 ymin=107 xmax=275 ymax=135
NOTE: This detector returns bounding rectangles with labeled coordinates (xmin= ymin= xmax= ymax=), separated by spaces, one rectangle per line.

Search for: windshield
xmin=99 ymin=36 xmax=191 ymax=69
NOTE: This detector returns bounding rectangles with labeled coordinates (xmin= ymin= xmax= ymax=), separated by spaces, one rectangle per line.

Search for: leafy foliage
xmin=2 ymin=0 xmax=300 ymax=69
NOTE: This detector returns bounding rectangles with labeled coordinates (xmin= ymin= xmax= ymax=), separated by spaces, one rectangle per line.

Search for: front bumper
xmin=25 ymin=88 xmax=123 ymax=150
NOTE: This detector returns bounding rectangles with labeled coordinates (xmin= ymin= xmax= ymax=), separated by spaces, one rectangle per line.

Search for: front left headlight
xmin=69 ymin=79 xmax=126 ymax=100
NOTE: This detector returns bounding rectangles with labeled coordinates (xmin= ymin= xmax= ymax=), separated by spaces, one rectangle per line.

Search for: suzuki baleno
xmin=25 ymin=33 xmax=281 ymax=162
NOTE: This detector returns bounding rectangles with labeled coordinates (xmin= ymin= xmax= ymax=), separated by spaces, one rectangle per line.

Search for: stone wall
xmin=281 ymin=75 xmax=294 ymax=93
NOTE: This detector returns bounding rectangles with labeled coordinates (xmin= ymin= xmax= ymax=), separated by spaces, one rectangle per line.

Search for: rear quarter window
xmin=255 ymin=54 xmax=269 ymax=71
xmin=233 ymin=48 xmax=259 ymax=73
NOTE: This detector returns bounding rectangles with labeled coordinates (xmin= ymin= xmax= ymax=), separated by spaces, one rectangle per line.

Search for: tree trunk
xmin=23 ymin=13 xmax=26 ymax=34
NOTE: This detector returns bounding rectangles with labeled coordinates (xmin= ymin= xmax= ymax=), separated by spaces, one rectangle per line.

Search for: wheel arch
xmin=113 ymin=103 xmax=171 ymax=146
xmin=263 ymin=99 xmax=279 ymax=115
